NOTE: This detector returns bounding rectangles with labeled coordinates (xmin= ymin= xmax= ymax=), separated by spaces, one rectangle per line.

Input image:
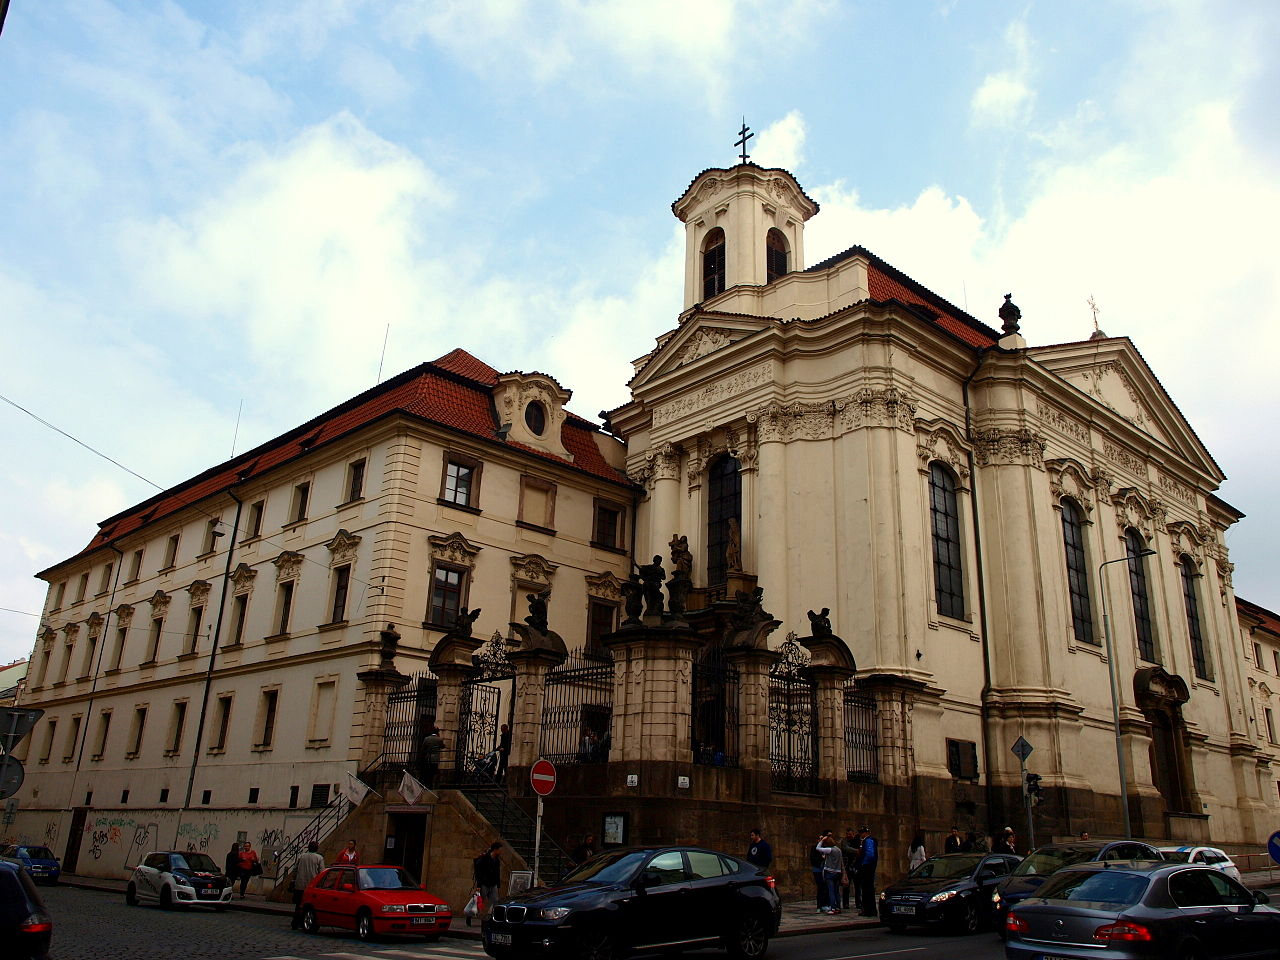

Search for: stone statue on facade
xmin=638 ymin=555 xmax=666 ymax=618
xmin=452 ymin=606 xmax=482 ymax=637
xmin=731 ymin=587 xmax=770 ymax=630
xmin=620 ymin=573 xmax=644 ymax=625
xmin=378 ymin=623 xmax=401 ymax=668
xmin=726 ymin=518 xmax=743 ymax=573
xmin=807 ymin=608 xmax=833 ymax=637
xmin=669 ymin=534 xmax=692 ymax=578
xmin=524 ymin=589 xmax=551 ymax=634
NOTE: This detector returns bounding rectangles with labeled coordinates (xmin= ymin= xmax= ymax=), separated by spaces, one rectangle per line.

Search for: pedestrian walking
xmin=290 ymin=841 xmax=325 ymax=929
xmin=908 ymin=832 xmax=927 ymax=872
xmin=420 ymin=725 xmax=444 ymax=788
xmin=997 ymin=827 xmax=1017 ymax=855
xmin=839 ymin=827 xmax=861 ymax=909
xmin=809 ymin=831 xmax=830 ymax=913
xmin=853 ymin=825 xmax=878 ymax=916
xmin=336 ymin=839 xmax=359 ymax=864
xmin=473 ymin=842 xmax=503 ymax=919
xmin=746 ymin=829 xmax=772 ymax=870
xmin=224 ymin=842 xmax=241 ymax=885
xmin=496 ymin=723 xmax=512 ymax=778
xmin=816 ymin=832 xmax=844 ymax=914
xmin=236 ymin=841 xmax=261 ymax=898
xmin=944 ymin=826 xmax=963 ymax=854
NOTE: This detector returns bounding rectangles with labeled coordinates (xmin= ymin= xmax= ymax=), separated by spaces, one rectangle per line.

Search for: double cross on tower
xmin=735 ymin=119 xmax=753 ymax=163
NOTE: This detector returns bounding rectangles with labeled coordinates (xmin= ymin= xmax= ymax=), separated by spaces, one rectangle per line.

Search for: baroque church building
xmin=9 ymin=158 xmax=1278 ymax=898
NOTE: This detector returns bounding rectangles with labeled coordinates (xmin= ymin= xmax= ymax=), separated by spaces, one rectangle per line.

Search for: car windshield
xmin=909 ymin=856 xmax=982 ymax=880
xmin=359 ymin=867 xmax=419 ymax=890
xmin=1036 ymin=869 xmax=1149 ymax=907
xmin=1012 ymin=846 xmax=1098 ymax=876
xmin=558 ymin=851 xmax=649 ymax=885
xmin=20 ymin=847 xmax=55 ymax=860
xmin=1160 ymin=851 xmax=1192 ymax=863
xmin=173 ymin=853 xmax=220 ymax=873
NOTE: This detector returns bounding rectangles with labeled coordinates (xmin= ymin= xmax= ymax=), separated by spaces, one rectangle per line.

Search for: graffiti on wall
xmin=176 ymin=821 xmax=219 ymax=853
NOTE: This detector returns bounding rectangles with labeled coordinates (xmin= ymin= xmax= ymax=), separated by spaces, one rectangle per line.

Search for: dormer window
xmin=702 ymin=228 xmax=726 ymax=300
xmin=524 ymin=400 xmax=547 ymax=436
xmin=766 ymin=228 xmax=789 ymax=282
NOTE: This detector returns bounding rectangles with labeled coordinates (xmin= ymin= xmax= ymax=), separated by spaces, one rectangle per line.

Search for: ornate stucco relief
xmin=1103 ymin=442 xmax=1147 ymax=478
xmin=1037 ymin=402 xmax=1090 ymax=444
xmin=1158 ymin=471 xmax=1196 ymax=506
xmin=230 ymin=563 xmax=258 ymax=595
xmin=585 ymin=571 xmax=623 ymax=603
xmin=1046 ymin=459 xmax=1097 ymax=513
xmin=114 ymin=604 xmax=134 ymax=628
xmin=651 ymin=361 xmax=772 ymax=427
xmin=1111 ymin=488 xmax=1166 ymax=539
xmin=147 ymin=590 xmax=171 ymax=614
xmin=837 ymin=388 xmax=917 ymax=433
xmin=273 ymin=550 xmax=304 ymax=582
xmin=675 ymin=327 xmax=738 ymax=366
xmin=974 ymin=427 xmax=1047 ymax=469
xmin=428 ymin=531 xmax=482 ymax=569
xmin=325 ymin=528 xmax=362 ymax=565
xmin=187 ymin=580 xmax=212 ymax=605
xmin=85 ymin=612 xmax=103 ymax=638
xmin=510 ymin=553 xmax=559 ymax=587
xmin=915 ymin=422 xmax=972 ymax=487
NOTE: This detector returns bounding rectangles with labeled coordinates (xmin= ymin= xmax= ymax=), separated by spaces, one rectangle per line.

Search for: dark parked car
xmin=1004 ymin=861 xmax=1278 ymax=959
xmin=0 ymin=845 xmax=61 ymax=885
xmin=878 ymin=853 xmax=1022 ymax=933
xmin=0 ymin=859 xmax=52 ymax=960
xmin=991 ymin=839 xmax=1162 ymax=934
xmin=482 ymin=846 xmax=781 ymax=960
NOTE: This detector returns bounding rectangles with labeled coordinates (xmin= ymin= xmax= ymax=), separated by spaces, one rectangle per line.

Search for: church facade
xmin=7 ymin=159 xmax=1278 ymax=891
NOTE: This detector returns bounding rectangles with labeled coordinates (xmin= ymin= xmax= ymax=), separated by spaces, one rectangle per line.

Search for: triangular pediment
xmin=1028 ymin=337 xmax=1223 ymax=483
xmin=629 ymin=312 xmax=774 ymax=393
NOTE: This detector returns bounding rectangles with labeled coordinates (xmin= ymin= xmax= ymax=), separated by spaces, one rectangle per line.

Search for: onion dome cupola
xmin=672 ymin=158 xmax=819 ymax=311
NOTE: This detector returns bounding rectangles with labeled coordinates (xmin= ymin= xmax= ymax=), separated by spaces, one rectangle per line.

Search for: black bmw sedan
xmin=482 ymin=846 xmax=781 ymax=960
xmin=878 ymin=853 xmax=1022 ymax=933
xmin=1004 ymin=861 xmax=1278 ymax=959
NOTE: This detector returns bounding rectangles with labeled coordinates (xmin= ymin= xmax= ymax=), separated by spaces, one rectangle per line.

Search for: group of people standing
xmin=812 ymin=826 xmax=878 ymax=916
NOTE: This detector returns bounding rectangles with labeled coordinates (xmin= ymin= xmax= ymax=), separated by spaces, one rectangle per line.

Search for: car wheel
xmin=356 ymin=909 xmax=375 ymax=942
xmin=955 ymin=899 xmax=979 ymax=935
xmin=727 ymin=912 xmax=770 ymax=960
xmin=159 ymin=886 xmax=173 ymax=910
xmin=126 ymin=883 xmax=139 ymax=906
xmin=575 ymin=927 xmax=615 ymax=960
xmin=301 ymin=905 xmax=319 ymax=934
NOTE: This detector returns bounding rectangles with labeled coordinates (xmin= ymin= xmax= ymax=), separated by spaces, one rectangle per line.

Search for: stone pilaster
xmin=799 ymin=632 xmax=857 ymax=783
xmin=355 ymin=624 xmax=409 ymax=769
xmin=724 ymin=647 xmax=780 ymax=778
xmin=601 ymin=624 xmax=703 ymax=764
xmin=507 ymin=623 xmax=569 ymax=769
xmin=427 ymin=631 xmax=484 ymax=772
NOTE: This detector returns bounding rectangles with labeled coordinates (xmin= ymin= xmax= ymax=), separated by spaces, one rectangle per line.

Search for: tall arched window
xmin=706 ymin=455 xmax=741 ymax=585
xmin=1060 ymin=498 xmax=1095 ymax=644
xmin=929 ymin=463 xmax=964 ymax=619
xmin=1179 ymin=555 xmax=1211 ymax=680
xmin=1125 ymin=529 xmax=1157 ymax=662
xmin=702 ymin=228 xmax=726 ymax=300
xmin=766 ymin=228 xmax=789 ymax=282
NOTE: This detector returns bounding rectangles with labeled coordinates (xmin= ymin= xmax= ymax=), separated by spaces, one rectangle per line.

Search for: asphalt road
xmin=37 ymin=884 xmax=1007 ymax=960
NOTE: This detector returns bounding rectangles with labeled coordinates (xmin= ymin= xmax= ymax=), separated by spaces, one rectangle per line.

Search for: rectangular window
xmin=109 ymin=626 xmax=127 ymax=671
xmin=120 ymin=789 xmax=129 ymax=804
xmin=145 ymin=617 xmax=163 ymax=663
xmin=229 ymin=594 xmax=248 ymax=646
xmin=346 ymin=458 xmax=366 ymax=503
xmin=929 ymin=463 xmax=965 ymax=619
xmin=128 ymin=549 xmax=144 ymax=582
xmin=52 ymin=582 xmax=66 ymax=609
xmin=185 ymin=605 xmax=204 ymax=655
xmin=1266 ymin=707 xmax=1277 ymax=745
xmin=76 ymin=573 xmax=89 ymax=602
xmin=587 ymin=600 xmax=617 ymax=652
xmin=210 ymin=695 xmax=232 ymax=752
xmin=246 ymin=500 xmax=264 ymax=540
xmin=329 ymin=565 xmax=351 ymax=623
xmin=309 ymin=783 xmax=331 ymax=807
xmin=127 ymin=707 xmax=147 ymax=758
xmin=201 ymin=519 xmax=220 ymax=555
xmin=98 ymin=562 xmax=114 ymax=595
xmin=256 ymin=689 xmax=279 ymax=749
xmin=307 ymin=678 xmax=338 ymax=744
xmin=56 ymin=642 xmax=73 ymax=683
xmin=1179 ymin=558 xmax=1211 ymax=681
xmin=946 ymin=738 xmax=980 ymax=779
xmin=1255 ymin=642 xmax=1265 ymax=668
xmin=167 ymin=701 xmax=188 ymax=755
xmin=428 ymin=564 xmax=466 ymax=626
xmin=40 ymin=719 xmax=56 ymax=763
xmin=1274 ymin=650 xmax=1280 ymax=675
xmin=248 ymin=787 xmax=260 ymax=804
xmin=159 ymin=787 xmax=169 ymax=803
xmin=440 ymin=456 xmax=480 ymax=509
xmin=290 ymin=482 xmax=310 ymax=524
xmin=80 ymin=631 xmax=98 ymax=678
xmin=289 ymin=785 xmax=300 ymax=808
xmin=201 ymin=789 xmax=212 ymax=805
xmin=63 ymin=715 xmax=81 ymax=763
xmin=275 ymin=581 xmax=295 ymax=635
xmin=518 ymin=476 xmax=557 ymax=532
xmin=91 ymin=710 xmax=112 ymax=760
xmin=592 ymin=500 xmax=625 ymax=551
xmin=163 ymin=534 xmax=180 ymax=570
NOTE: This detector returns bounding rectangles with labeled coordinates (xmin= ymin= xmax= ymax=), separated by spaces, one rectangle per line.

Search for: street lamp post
xmin=1098 ymin=549 xmax=1155 ymax=840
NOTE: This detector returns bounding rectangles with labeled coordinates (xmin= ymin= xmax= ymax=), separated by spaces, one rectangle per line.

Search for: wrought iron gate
xmin=383 ymin=671 xmax=438 ymax=775
xmin=540 ymin=646 xmax=615 ymax=764
xmin=843 ymin=680 xmax=880 ymax=783
xmin=691 ymin=642 xmax=740 ymax=767
xmin=769 ymin=633 xmax=818 ymax=793
xmin=454 ymin=631 xmax=514 ymax=783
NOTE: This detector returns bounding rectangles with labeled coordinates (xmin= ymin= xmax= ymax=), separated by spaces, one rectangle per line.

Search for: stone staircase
xmin=456 ymin=780 xmax=573 ymax=885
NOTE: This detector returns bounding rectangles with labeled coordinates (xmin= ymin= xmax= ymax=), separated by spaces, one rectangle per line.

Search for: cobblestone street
xmin=39 ymin=885 xmax=485 ymax=960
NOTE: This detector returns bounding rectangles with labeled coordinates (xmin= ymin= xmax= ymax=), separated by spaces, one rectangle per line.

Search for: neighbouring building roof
xmin=0 ymin=659 xmax=26 ymax=701
xmin=1238 ymin=597 xmax=1280 ymax=639
xmin=44 ymin=350 xmax=629 ymax=576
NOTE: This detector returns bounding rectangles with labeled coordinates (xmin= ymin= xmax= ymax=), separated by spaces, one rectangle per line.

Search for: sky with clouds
xmin=2 ymin=0 xmax=1278 ymax=664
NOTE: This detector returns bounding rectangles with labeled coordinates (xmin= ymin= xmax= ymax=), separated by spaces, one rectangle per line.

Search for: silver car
xmin=1158 ymin=846 xmax=1241 ymax=882
xmin=126 ymin=850 xmax=233 ymax=910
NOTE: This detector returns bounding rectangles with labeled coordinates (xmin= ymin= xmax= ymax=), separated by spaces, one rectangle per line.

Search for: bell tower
xmin=671 ymin=159 xmax=819 ymax=311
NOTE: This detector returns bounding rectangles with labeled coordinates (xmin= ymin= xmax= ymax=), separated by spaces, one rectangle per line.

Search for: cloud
xmin=970 ymin=18 xmax=1035 ymax=128
xmin=754 ymin=111 xmax=806 ymax=171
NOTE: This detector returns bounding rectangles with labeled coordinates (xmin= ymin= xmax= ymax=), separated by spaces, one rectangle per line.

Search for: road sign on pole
xmin=530 ymin=759 xmax=557 ymax=886
xmin=1011 ymin=736 xmax=1033 ymax=762
xmin=0 ymin=708 xmax=43 ymax=756
xmin=1268 ymin=830 xmax=1280 ymax=866
xmin=0 ymin=756 xmax=24 ymax=800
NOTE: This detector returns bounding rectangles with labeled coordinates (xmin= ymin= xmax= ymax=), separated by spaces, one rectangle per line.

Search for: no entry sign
xmin=530 ymin=759 xmax=557 ymax=796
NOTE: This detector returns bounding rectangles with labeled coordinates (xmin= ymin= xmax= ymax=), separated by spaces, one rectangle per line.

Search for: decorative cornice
xmin=186 ymin=579 xmax=212 ymax=605
xmin=1103 ymin=441 xmax=1147 ymax=478
xmin=510 ymin=553 xmax=559 ymax=587
xmin=230 ymin=563 xmax=258 ymax=593
xmin=1046 ymin=458 xmax=1096 ymax=513
xmin=915 ymin=421 xmax=971 ymax=487
xmin=325 ymin=528 xmax=362 ymax=564
xmin=836 ymin=388 xmax=917 ymax=433
xmin=114 ymin=604 xmax=135 ymax=627
xmin=428 ymin=531 xmax=481 ymax=569
xmin=85 ymin=612 xmax=103 ymax=637
xmin=584 ymin=571 xmax=623 ymax=603
xmin=675 ymin=327 xmax=738 ymax=366
xmin=974 ymin=427 xmax=1047 ymax=468
xmin=1036 ymin=402 xmax=1090 ymax=444
xmin=273 ymin=550 xmax=304 ymax=582
xmin=147 ymin=590 xmax=171 ymax=614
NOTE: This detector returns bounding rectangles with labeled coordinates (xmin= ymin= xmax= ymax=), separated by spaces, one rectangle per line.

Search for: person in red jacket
xmin=236 ymin=841 xmax=260 ymax=897
xmin=335 ymin=839 xmax=359 ymax=864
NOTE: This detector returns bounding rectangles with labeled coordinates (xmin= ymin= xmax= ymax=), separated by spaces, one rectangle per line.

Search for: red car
xmin=300 ymin=864 xmax=452 ymax=942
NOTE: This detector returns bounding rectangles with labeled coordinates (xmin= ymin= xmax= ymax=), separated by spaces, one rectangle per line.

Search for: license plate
xmin=1038 ymin=955 xmax=1076 ymax=960
xmin=198 ymin=890 xmax=218 ymax=898
xmin=410 ymin=917 xmax=436 ymax=925
xmin=891 ymin=905 xmax=916 ymax=915
xmin=490 ymin=932 xmax=512 ymax=946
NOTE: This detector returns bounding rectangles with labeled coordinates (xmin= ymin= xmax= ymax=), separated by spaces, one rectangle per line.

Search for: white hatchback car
xmin=1157 ymin=845 xmax=1241 ymax=881
xmin=126 ymin=850 xmax=233 ymax=910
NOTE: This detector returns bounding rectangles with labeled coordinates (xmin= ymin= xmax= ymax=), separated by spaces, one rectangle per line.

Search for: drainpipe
xmin=962 ymin=350 xmax=998 ymax=834
xmin=175 ymin=490 xmax=243 ymax=845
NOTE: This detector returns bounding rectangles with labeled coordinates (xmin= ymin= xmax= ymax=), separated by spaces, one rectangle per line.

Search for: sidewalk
xmin=54 ymin=867 xmax=1280 ymax=942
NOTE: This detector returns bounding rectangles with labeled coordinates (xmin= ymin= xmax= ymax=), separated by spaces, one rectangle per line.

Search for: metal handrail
xmin=270 ymin=793 xmax=351 ymax=887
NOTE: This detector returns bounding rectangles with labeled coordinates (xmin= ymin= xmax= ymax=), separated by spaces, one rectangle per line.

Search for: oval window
xmin=525 ymin=400 xmax=547 ymax=436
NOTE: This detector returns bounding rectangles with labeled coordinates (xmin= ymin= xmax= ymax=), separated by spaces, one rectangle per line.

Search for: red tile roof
xmin=51 ymin=350 xmax=629 ymax=573
xmin=1238 ymin=597 xmax=1280 ymax=638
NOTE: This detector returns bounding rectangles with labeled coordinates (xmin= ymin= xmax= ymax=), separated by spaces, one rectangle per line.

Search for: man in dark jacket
xmin=746 ymin=829 xmax=772 ymax=869
xmin=853 ymin=825 xmax=878 ymax=916
xmin=839 ymin=828 xmax=861 ymax=909
xmin=473 ymin=842 xmax=503 ymax=920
